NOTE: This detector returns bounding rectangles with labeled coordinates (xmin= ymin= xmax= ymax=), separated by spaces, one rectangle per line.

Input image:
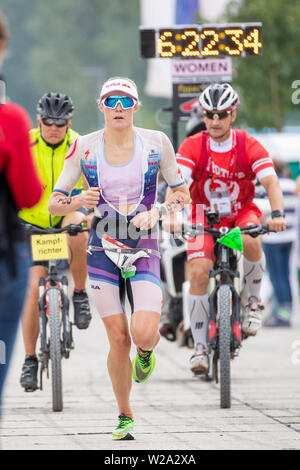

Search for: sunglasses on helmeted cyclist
xmin=101 ymin=95 xmax=137 ymax=110
xmin=41 ymin=117 xmax=69 ymax=127
xmin=203 ymin=111 xmax=231 ymax=120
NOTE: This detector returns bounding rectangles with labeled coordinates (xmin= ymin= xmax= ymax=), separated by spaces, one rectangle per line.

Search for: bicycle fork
xmin=38 ymin=277 xmax=49 ymax=390
xmin=60 ymin=276 xmax=73 ymax=358
xmin=38 ymin=276 xmax=72 ymax=390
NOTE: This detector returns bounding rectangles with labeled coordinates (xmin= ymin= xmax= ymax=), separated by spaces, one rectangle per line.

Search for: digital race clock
xmin=140 ymin=23 xmax=262 ymax=58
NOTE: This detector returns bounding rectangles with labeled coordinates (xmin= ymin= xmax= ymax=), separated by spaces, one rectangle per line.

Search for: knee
xmin=64 ymin=213 xmax=88 ymax=243
xmin=68 ymin=230 xmax=88 ymax=249
xmin=64 ymin=211 xmax=85 ymax=226
xmin=68 ymin=233 xmax=88 ymax=265
xmin=190 ymin=262 xmax=210 ymax=291
xmin=131 ymin=322 xmax=157 ymax=350
xmin=110 ymin=330 xmax=131 ymax=356
xmin=243 ymin=236 xmax=262 ymax=259
xmin=131 ymin=330 xmax=149 ymax=349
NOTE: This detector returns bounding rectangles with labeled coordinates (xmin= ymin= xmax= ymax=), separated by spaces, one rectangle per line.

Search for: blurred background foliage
xmin=224 ymin=0 xmax=300 ymax=131
xmin=1 ymin=0 xmax=168 ymax=134
xmin=1 ymin=0 xmax=300 ymax=135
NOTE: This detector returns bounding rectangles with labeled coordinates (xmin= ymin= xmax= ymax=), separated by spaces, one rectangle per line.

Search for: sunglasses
xmin=204 ymin=111 xmax=231 ymax=120
xmin=41 ymin=117 xmax=69 ymax=127
xmin=101 ymin=95 xmax=137 ymax=110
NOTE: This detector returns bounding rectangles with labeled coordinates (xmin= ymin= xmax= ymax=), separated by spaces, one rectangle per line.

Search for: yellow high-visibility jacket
xmin=19 ymin=127 xmax=82 ymax=228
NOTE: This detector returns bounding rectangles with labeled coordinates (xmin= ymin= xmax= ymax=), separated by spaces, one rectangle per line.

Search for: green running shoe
xmin=132 ymin=349 xmax=156 ymax=383
xmin=112 ymin=413 xmax=135 ymax=440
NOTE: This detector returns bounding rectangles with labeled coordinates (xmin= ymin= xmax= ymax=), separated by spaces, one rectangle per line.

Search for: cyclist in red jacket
xmin=176 ymin=83 xmax=286 ymax=374
xmin=0 ymin=10 xmax=42 ymax=427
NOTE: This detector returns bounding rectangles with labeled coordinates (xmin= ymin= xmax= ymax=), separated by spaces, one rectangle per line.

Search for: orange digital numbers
xmin=200 ymin=30 xmax=220 ymax=56
xmin=158 ymin=29 xmax=200 ymax=58
xmin=224 ymin=29 xmax=244 ymax=56
xmin=140 ymin=24 xmax=262 ymax=59
xmin=243 ymin=28 xmax=262 ymax=55
xmin=199 ymin=25 xmax=262 ymax=57
xmin=181 ymin=30 xmax=200 ymax=57
xmin=158 ymin=30 xmax=176 ymax=57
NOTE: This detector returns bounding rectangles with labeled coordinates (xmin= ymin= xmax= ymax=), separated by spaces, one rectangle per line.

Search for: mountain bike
xmin=26 ymin=222 xmax=89 ymax=412
xmin=180 ymin=211 xmax=273 ymax=409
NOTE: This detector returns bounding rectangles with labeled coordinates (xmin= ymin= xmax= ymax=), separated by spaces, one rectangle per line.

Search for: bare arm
xmin=49 ymin=187 xmax=101 ymax=216
xmin=130 ymin=184 xmax=189 ymax=231
xmin=161 ymin=185 xmax=190 ymax=233
xmin=156 ymin=132 xmax=190 ymax=214
xmin=260 ymin=174 xmax=286 ymax=231
xmin=159 ymin=184 xmax=190 ymax=215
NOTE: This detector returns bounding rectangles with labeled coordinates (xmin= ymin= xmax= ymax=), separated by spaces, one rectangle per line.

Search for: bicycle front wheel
xmin=218 ymin=284 xmax=232 ymax=409
xmin=48 ymin=287 xmax=63 ymax=412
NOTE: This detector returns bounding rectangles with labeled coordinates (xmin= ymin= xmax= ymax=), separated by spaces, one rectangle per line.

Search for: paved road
xmin=1 ymin=286 xmax=300 ymax=451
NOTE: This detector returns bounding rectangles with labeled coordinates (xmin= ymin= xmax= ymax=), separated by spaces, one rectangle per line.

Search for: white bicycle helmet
xmin=199 ymin=83 xmax=239 ymax=112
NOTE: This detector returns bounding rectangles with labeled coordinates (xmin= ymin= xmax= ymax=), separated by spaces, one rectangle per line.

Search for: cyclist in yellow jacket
xmin=19 ymin=92 xmax=91 ymax=392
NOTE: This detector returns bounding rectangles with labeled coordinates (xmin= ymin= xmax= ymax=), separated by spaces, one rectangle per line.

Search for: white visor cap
xmin=100 ymin=78 xmax=139 ymax=101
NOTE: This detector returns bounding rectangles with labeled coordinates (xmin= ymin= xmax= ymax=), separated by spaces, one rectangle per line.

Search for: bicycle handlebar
xmin=24 ymin=222 xmax=90 ymax=236
xmin=177 ymin=222 xmax=275 ymax=240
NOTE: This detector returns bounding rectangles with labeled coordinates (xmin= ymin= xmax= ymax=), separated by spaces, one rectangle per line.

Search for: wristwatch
xmin=271 ymin=210 xmax=285 ymax=219
xmin=154 ymin=203 xmax=168 ymax=220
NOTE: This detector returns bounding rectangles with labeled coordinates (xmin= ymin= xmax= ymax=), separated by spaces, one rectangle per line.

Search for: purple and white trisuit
xmin=54 ymin=127 xmax=184 ymax=318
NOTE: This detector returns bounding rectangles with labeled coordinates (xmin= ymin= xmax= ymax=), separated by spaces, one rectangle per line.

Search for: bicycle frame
xmin=24 ymin=222 xmax=89 ymax=410
xmin=207 ymin=238 xmax=242 ymax=356
xmin=180 ymin=215 xmax=273 ymax=408
xmin=38 ymin=259 xmax=72 ymax=390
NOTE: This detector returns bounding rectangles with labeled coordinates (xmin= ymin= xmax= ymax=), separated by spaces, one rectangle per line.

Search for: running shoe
xmin=242 ymin=296 xmax=264 ymax=336
xmin=112 ymin=413 xmax=135 ymax=440
xmin=20 ymin=355 xmax=38 ymax=392
xmin=132 ymin=349 xmax=156 ymax=383
xmin=189 ymin=348 xmax=208 ymax=375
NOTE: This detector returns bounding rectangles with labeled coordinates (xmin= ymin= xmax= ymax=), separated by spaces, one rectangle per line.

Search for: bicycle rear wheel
xmin=218 ymin=284 xmax=231 ymax=409
xmin=48 ymin=287 xmax=63 ymax=412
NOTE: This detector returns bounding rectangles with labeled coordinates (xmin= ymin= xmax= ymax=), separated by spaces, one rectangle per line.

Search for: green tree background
xmin=1 ymin=0 xmax=169 ymax=134
xmin=224 ymin=0 xmax=300 ymax=131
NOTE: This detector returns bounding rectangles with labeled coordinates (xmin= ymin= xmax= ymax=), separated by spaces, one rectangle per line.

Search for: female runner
xmin=49 ymin=77 xmax=189 ymax=440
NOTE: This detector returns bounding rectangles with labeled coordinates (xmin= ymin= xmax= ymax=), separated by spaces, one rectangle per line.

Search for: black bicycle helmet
xmin=199 ymin=83 xmax=239 ymax=112
xmin=37 ymin=92 xmax=74 ymax=119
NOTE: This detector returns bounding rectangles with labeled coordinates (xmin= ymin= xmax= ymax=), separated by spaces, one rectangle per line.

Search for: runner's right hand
xmin=78 ymin=187 xmax=101 ymax=209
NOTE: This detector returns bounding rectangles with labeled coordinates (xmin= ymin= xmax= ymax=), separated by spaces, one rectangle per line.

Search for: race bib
xmin=210 ymin=189 xmax=231 ymax=217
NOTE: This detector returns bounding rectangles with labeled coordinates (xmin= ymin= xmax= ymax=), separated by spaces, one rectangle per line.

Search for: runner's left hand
xmin=131 ymin=208 xmax=160 ymax=230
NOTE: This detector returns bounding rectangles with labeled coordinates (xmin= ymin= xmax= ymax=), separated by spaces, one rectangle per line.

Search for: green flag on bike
xmin=217 ymin=227 xmax=244 ymax=252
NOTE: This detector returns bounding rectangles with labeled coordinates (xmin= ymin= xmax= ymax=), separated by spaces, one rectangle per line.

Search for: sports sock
xmin=187 ymin=293 xmax=209 ymax=350
xmin=120 ymin=413 xmax=133 ymax=420
xmin=243 ymin=254 xmax=266 ymax=302
xmin=73 ymin=289 xmax=87 ymax=295
xmin=137 ymin=347 xmax=151 ymax=355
